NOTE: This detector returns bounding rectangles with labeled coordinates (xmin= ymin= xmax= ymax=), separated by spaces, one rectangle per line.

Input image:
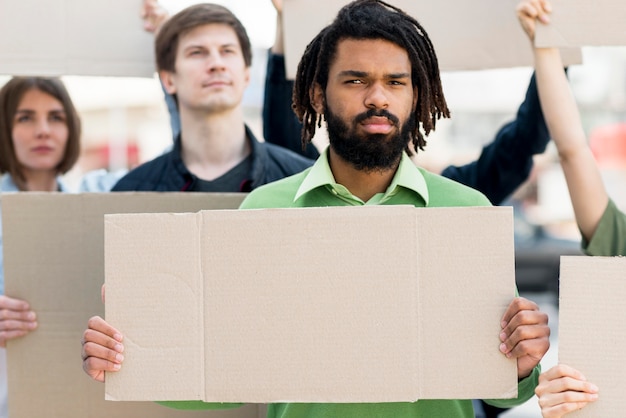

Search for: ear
xmin=412 ymin=86 xmax=419 ymax=112
xmin=310 ymin=83 xmax=325 ymax=114
xmin=243 ymin=66 xmax=251 ymax=88
xmin=159 ymin=70 xmax=177 ymax=95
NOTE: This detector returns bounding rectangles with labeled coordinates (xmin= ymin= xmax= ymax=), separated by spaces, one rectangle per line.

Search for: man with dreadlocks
xmin=81 ymin=1 xmax=550 ymax=417
xmin=238 ymin=1 xmax=549 ymax=416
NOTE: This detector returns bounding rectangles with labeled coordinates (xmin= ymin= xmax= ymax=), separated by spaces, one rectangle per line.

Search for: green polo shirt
xmin=159 ymin=150 xmax=540 ymax=417
xmin=584 ymin=198 xmax=626 ymax=256
xmin=240 ymin=150 xmax=491 ymax=209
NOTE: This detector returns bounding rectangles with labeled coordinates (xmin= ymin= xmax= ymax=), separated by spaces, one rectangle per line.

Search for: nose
xmin=206 ymin=51 xmax=226 ymax=72
xmin=364 ymin=83 xmax=389 ymax=110
xmin=35 ymin=118 xmax=51 ymax=138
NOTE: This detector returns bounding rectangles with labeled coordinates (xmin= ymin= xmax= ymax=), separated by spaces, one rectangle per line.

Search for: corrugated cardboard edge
xmin=283 ymin=0 xmax=582 ymax=79
xmin=106 ymin=205 xmax=518 ymax=402
xmin=3 ymin=192 xmax=251 ymax=418
xmin=558 ymin=255 xmax=626 ymax=417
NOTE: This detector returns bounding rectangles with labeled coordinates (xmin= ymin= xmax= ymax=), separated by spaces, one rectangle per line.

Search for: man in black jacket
xmin=113 ymin=3 xmax=312 ymax=192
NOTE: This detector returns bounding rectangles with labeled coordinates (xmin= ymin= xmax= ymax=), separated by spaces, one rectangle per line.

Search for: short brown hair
xmin=155 ymin=3 xmax=252 ymax=73
xmin=0 ymin=77 xmax=81 ymax=187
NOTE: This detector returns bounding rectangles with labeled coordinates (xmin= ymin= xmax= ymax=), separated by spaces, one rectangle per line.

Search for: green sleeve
xmin=584 ymin=199 xmax=626 ymax=256
xmin=482 ymin=365 xmax=540 ymax=409
xmin=156 ymin=401 xmax=244 ymax=410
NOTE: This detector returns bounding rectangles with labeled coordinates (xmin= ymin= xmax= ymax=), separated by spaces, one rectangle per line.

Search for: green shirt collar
xmin=294 ymin=147 xmax=429 ymax=205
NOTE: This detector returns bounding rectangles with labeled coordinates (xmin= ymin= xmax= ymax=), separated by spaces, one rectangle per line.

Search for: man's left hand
xmin=499 ymin=297 xmax=550 ymax=379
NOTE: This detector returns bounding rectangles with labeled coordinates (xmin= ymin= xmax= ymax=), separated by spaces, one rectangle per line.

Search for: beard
xmin=326 ymin=106 xmax=415 ymax=172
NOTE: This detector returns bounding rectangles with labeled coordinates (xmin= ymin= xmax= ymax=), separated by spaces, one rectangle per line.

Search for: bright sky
xmin=161 ymin=0 xmax=278 ymax=49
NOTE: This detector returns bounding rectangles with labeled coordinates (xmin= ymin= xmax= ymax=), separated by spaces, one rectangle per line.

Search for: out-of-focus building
xmin=3 ymin=23 xmax=624 ymax=236
xmin=420 ymin=47 xmax=626 ymax=241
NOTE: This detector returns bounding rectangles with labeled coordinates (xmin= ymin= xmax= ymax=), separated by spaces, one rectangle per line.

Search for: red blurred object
xmin=80 ymin=140 xmax=140 ymax=172
xmin=589 ymin=123 xmax=626 ymax=169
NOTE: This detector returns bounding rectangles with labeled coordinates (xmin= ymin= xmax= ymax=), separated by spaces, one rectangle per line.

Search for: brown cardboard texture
xmin=0 ymin=0 xmax=154 ymax=77
xmin=282 ymin=0 xmax=582 ymax=79
xmin=1 ymin=192 xmax=262 ymax=418
xmin=105 ymin=205 xmax=518 ymax=403
xmin=536 ymin=0 xmax=626 ymax=47
xmin=559 ymin=256 xmax=626 ymax=417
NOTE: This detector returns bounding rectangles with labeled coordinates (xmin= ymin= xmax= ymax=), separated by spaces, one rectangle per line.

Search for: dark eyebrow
xmin=337 ymin=70 xmax=410 ymax=79
xmin=184 ymin=42 xmax=238 ymax=50
xmin=338 ymin=70 xmax=369 ymax=78
xmin=183 ymin=44 xmax=206 ymax=51
xmin=15 ymin=109 xmax=65 ymax=115
xmin=387 ymin=72 xmax=411 ymax=79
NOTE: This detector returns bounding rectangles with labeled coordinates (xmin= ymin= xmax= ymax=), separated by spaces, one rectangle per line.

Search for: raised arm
xmin=518 ymin=1 xmax=603 ymax=414
xmin=262 ymin=0 xmax=320 ymax=159
xmin=441 ymin=71 xmax=551 ymax=205
xmin=518 ymin=0 xmax=608 ymax=241
xmin=140 ymin=0 xmax=181 ymax=140
xmin=141 ymin=0 xmax=169 ymax=34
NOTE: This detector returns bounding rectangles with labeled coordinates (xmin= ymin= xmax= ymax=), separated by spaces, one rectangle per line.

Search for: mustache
xmin=353 ymin=108 xmax=400 ymax=126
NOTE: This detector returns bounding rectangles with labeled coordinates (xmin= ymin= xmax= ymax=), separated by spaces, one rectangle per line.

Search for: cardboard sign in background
xmin=282 ymin=0 xmax=582 ymax=79
xmin=1 ymin=193 xmax=263 ymax=418
xmin=559 ymin=256 xmax=626 ymax=417
xmin=0 ymin=0 xmax=154 ymax=77
xmin=536 ymin=0 xmax=626 ymax=47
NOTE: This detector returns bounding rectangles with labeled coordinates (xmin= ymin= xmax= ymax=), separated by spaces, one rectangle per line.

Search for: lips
xmin=31 ymin=146 xmax=54 ymax=153
xmin=201 ymin=79 xmax=231 ymax=88
xmin=360 ymin=116 xmax=394 ymax=134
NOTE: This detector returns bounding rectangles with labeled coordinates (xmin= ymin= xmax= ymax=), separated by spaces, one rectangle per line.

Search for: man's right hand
xmin=81 ymin=316 xmax=124 ymax=382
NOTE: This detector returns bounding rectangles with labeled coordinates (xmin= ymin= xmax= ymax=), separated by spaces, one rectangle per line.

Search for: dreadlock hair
xmin=292 ymin=0 xmax=450 ymax=155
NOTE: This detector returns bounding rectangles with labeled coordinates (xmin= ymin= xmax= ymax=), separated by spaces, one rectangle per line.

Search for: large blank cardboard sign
xmin=105 ymin=205 xmax=518 ymax=403
xmin=282 ymin=0 xmax=582 ymax=79
xmin=536 ymin=0 xmax=626 ymax=47
xmin=559 ymin=256 xmax=626 ymax=417
xmin=0 ymin=0 xmax=154 ymax=77
xmin=1 ymin=193 xmax=263 ymax=418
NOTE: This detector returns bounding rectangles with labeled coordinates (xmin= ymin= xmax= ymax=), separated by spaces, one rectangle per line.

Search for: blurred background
xmin=3 ymin=0 xmax=625 ymax=295
xmin=2 ymin=2 xmax=625 ymax=225
xmin=1 ymin=1 xmax=625 ymax=415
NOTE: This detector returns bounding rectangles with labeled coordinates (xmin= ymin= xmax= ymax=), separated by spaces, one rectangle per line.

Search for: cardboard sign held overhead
xmin=282 ymin=0 xmax=582 ymax=79
xmin=105 ymin=205 xmax=518 ymax=403
xmin=536 ymin=0 xmax=626 ymax=47
xmin=559 ymin=256 xmax=626 ymax=417
xmin=0 ymin=0 xmax=155 ymax=77
xmin=2 ymin=192 xmax=259 ymax=418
